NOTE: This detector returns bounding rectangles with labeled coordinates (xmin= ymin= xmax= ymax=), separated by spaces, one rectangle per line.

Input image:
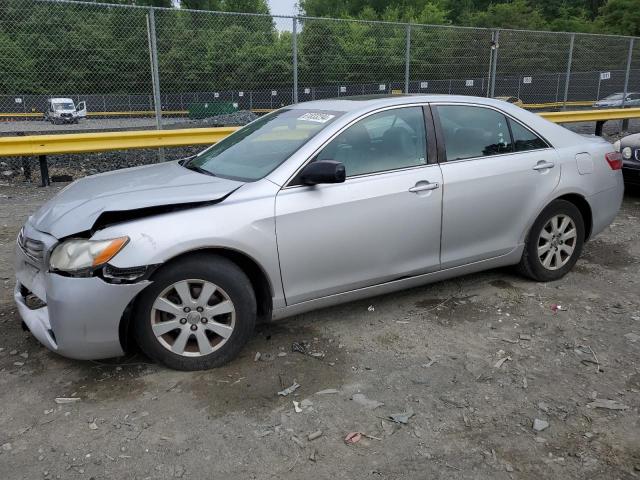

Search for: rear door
xmin=433 ymin=103 xmax=560 ymax=268
xmin=275 ymin=105 xmax=443 ymax=305
xmin=76 ymin=101 xmax=87 ymax=118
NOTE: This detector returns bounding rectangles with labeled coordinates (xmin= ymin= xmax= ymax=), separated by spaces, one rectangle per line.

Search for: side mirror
xmin=300 ymin=160 xmax=346 ymax=186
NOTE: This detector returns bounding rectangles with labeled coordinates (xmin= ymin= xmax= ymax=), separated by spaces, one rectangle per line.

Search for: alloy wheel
xmin=150 ymin=279 xmax=236 ymax=357
xmin=537 ymin=214 xmax=577 ymax=271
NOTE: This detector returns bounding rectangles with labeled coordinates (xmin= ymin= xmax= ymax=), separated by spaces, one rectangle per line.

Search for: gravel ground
xmin=0 ymin=181 xmax=639 ymax=479
xmin=0 ymin=117 xmax=193 ymax=134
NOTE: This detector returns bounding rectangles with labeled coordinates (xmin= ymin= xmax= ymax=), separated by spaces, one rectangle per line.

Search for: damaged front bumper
xmin=14 ymin=224 xmax=150 ymax=360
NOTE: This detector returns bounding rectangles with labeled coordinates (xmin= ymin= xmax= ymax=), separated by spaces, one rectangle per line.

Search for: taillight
xmin=605 ymin=152 xmax=623 ymax=170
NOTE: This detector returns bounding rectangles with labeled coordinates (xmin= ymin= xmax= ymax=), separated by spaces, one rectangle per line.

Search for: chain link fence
xmin=1 ymin=0 xmax=640 ymax=132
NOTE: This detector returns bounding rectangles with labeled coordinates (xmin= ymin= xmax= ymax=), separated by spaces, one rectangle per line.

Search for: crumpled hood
xmin=31 ymin=161 xmax=243 ymax=238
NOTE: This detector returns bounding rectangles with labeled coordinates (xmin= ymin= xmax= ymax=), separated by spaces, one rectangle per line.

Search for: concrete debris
xmin=533 ymin=419 xmax=549 ymax=432
xmin=88 ymin=422 xmax=98 ymax=430
xmin=307 ymin=430 xmax=323 ymax=441
xmin=519 ymin=334 xmax=532 ymax=341
xmin=254 ymin=352 xmax=261 ymax=362
xmin=389 ymin=409 xmax=414 ymax=424
xmin=494 ymin=356 xmax=511 ymax=369
xmin=278 ymin=382 xmax=300 ymax=397
xmin=351 ymin=393 xmax=384 ymax=410
xmin=308 ymin=449 xmax=318 ymax=462
xmin=315 ymin=389 xmax=339 ymax=395
xmin=1 ymin=442 xmax=12 ymax=451
xmin=293 ymin=401 xmax=303 ymax=413
xmin=587 ymin=399 xmax=629 ymax=410
xmin=54 ymin=397 xmax=81 ymax=404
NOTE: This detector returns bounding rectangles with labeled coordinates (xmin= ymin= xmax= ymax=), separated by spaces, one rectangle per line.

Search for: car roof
xmin=288 ymin=94 xmax=515 ymax=113
xmin=49 ymin=98 xmax=74 ymax=102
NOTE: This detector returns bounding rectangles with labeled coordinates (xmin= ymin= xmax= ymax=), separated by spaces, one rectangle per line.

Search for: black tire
xmin=518 ymin=199 xmax=585 ymax=282
xmin=133 ymin=254 xmax=256 ymax=371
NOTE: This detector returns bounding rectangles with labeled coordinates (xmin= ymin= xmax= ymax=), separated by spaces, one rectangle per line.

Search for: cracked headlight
xmin=50 ymin=237 xmax=129 ymax=272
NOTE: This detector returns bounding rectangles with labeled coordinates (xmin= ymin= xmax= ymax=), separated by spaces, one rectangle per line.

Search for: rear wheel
xmin=134 ymin=255 xmax=256 ymax=370
xmin=518 ymin=199 xmax=585 ymax=282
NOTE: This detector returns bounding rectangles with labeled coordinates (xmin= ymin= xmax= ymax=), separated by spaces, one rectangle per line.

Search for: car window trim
xmin=283 ymin=103 xmax=436 ymax=189
xmin=430 ymin=102 xmax=553 ymax=164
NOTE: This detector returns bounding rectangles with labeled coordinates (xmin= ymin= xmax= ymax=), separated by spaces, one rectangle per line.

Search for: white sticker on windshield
xmin=297 ymin=112 xmax=335 ymax=123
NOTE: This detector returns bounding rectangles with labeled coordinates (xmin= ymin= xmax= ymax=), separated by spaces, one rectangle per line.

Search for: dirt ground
xmin=0 ymin=182 xmax=639 ymax=480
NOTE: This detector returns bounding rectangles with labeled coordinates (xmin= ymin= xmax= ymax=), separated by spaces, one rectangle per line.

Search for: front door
xmin=433 ymin=104 xmax=561 ymax=268
xmin=275 ymin=106 xmax=443 ymax=305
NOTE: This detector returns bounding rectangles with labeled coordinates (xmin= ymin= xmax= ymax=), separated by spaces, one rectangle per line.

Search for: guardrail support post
xmin=292 ymin=17 xmax=298 ymax=104
xmin=39 ymin=155 xmax=50 ymax=187
xmin=563 ymin=34 xmax=575 ymax=111
xmin=146 ymin=8 xmax=164 ymax=162
xmin=621 ymin=38 xmax=634 ymax=132
xmin=404 ymin=24 xmax=411 ymax=94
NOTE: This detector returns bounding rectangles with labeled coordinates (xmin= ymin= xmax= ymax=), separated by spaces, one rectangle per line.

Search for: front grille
xmin=17 ymin=228 xmax=46 ymax=264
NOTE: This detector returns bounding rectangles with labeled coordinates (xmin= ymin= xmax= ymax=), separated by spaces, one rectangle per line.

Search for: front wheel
xmin=133 ymin=255 xmax=256 ymax=370
xmin=518 ymin=199 xmax=585 ymax=282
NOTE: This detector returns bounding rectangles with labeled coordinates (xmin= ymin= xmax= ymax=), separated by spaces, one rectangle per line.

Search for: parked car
xmin=614 ymin=133 xmax=640 ymax=185
xmin=44 ymin=98 xmax=87 ymax=124
xmin=593 ymin=92 xmax=640 ymax=108
xmin=15 ymin=95 xmax=623 ymax=370
xmin=494 ymin=96 xmax=524 ymax=107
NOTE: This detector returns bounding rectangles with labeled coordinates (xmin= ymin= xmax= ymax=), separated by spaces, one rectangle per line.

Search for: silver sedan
xmin=15 ymin=95 xmax=624 ymax=370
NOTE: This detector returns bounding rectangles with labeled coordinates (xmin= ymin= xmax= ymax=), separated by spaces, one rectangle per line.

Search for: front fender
xmin=91 ymin=179 xmax=285 ymax=309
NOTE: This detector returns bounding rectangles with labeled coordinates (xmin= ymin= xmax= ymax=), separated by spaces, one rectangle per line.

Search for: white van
xmin=44 ymin=98 xmax=87 ymax=124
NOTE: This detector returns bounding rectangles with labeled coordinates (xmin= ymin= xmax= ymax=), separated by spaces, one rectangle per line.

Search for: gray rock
xmin=351 ymin=393 xmax=384 ymax=410
xmin=533 ymin=419 xmax=549 ymax=432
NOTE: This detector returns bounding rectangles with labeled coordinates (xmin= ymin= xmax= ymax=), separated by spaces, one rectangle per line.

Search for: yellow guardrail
xmin=1 ymin=107 xmax=639 ymax=158
xmin=0 ymin=127 xmax=239 ymax=157
xmin=539 ymin=107 xmax=640 ymax=123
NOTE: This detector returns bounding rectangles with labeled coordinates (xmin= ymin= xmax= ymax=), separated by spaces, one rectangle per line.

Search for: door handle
xmin=533 ymin=161 xmax=555 ymax=171
xmin=409 ymin=182 xmax=439 ymax=193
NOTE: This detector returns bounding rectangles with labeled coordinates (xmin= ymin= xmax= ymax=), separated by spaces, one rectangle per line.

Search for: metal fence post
xmin=146 ymin=8 xmax=164 ymax=161
xmin=404 ymin=24 xmax=411 ymax=94
xmin=489 ymin=30 xmax=499 ymax=98
xmin=563 ymin=33 xmax=575 ymax=110
xmin=621 ymin=38 xmax=634 ymax=131
xmin=292 ymin=17 xmax=298 ymax=104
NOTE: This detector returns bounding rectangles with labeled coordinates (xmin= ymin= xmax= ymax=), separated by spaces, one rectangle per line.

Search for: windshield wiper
xmin=183 ymin=162 xmax=217 ymax=177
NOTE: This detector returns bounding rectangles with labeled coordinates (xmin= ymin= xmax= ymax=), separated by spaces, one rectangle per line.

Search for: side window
xmin=436 ymin=105 xmax=512 ymax=161
xmin=316 ymin=107 xmax=427 ymax=177
xmin=509 ymin=119 xmax=548 ymax=152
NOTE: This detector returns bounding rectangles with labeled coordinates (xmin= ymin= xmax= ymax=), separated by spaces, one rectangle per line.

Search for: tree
xmin=595 ymin=0 xmax=640 ymax=36
xmin=461 ymin=0 xmax=547 ymax=30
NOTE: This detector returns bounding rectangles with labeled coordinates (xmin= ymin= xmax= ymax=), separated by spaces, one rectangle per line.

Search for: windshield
xmin=603 ymin=93 xmax=623 ymax=100
xmin=53 ymin=102 xmax=74 ymax=110
xmin=185 ymin=109 xmax=343 ymax=181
